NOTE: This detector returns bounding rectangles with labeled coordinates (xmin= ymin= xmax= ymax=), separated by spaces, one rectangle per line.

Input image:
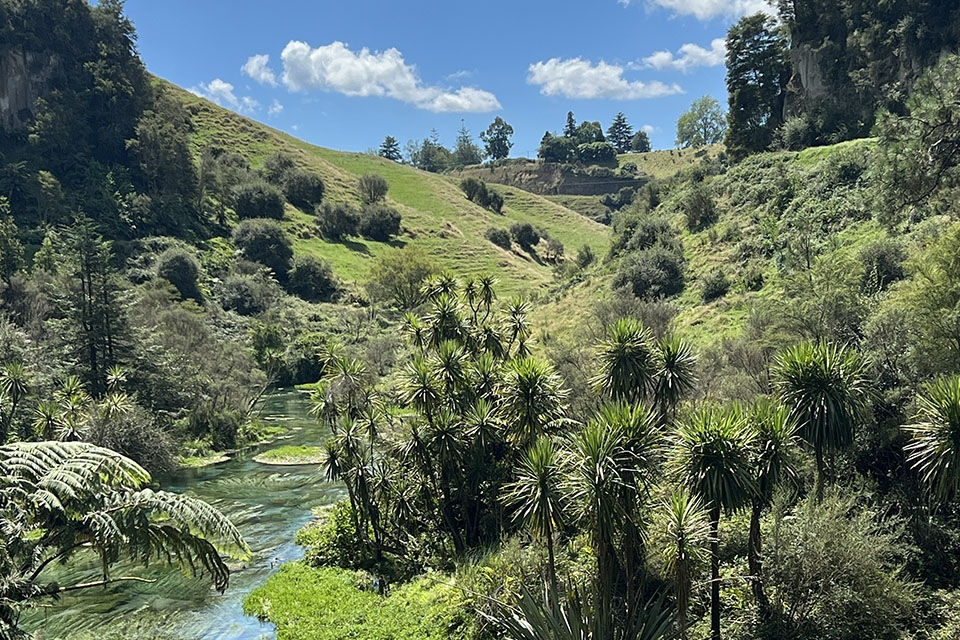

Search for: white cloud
xmin=268 ymin=99 xmax=284 ymax=116
xmin=279 ymin=40 xmax=501 ymax=113
xmin=190 ymin=79 xmax=259 ymax=114
xmin=527 ymin=57 xmax=683 ymax=100
xmin=446 ymin=70 xmax=472 ymax=81
xmin=242 ymin=54 xmax=278 ymax=86
xmin=622 ymin=0 xmax=772 ymax=20
xmin=643 ymin=124 xmax=655 ymax=134
xmin=642 ymin=38 xmax=726 ymax=72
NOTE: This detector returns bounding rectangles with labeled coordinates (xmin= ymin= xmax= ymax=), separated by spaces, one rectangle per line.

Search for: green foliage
xmin=283 ymin=170 xmax=325 ymax=211
xmin=156 ymin=247 xmax=201 ymax=301
xmin=287 ymin=255 xmax=338 ymax=302
xmin=300 ymin=501 xmax=369 ymax=569
xmin=0 ymin=201 xmax=24 ymax=285
xmin=243 ymin=563 xmax=471 ymax=640
xmin=262 ymin=153 xmax=296 ymax=185
xmin=613 ymin=246 xmax=686 ymax=300
xmin=407 ymin=131 xmax=453 ymax=173
xmin=675 ymin=96 xmax=726 ymax=148
xmin=480 ymin=117 xmax=514 ymax=161
xmin=538 ymin=133 xmax=577 ymax=163
xmin=220 ymin=274 xmax=274 ymax=315
xmin=763 ymin=492 xmax=916 ymax=640
xmin=701 ymin=268 xmax=730 ymax=302
xmin=725 ymin=14 xmax=789 ymax=158
xmin=358 ymin=174 xmax=389 ymax=205
xmin=316 ymin=203 xmax=360 ymax=241
xmin=0 ymin=441 xmax=247 ymax=636
xmin=365 ymin=247 xmax=437 ymax=309
xmin=682 ymin=183 xmax=717 ymax=231
xmin=606 ymin=112 xmax=634 ymax=155
xmin=378 ymin=136 xmax=403 ymax=163
xmin=232 ymin=218 xmax=293 ymax=280
xmin=903 ymin=375 xmax=960 ymax=502
xmin=510 ymin=222 xmax=540 ymax=249
xmin=233 ymin=181 xmax=285 ymax=220
xmin=452 ymin=124 xmax=483 ymax=168
xmin=631 ymin=131 xmax=652 ymax=153
xmin=576 ymin=244 xmax=596 ymax=269
xmin=358 ymin=204 xmax=402 ymax=241
xmin=485 ymin=227 xmax=512 ymax=250
xmin=577 ymin=142 xmax=618 ymax=166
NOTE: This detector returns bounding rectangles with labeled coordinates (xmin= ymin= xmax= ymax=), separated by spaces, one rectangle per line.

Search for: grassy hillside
xmin=168 ymin=82 xmax=608 ymax=298
xmin=617 ymin=143 xmax=725 ymax=180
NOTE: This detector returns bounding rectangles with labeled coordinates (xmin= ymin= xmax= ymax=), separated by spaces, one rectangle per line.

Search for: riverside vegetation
xmin=3 ymin=1 xmax=960 ymax=640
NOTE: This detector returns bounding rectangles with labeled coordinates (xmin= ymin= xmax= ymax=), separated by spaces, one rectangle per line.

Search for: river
xmin=25 ymin=389 xmax=343 ymax=640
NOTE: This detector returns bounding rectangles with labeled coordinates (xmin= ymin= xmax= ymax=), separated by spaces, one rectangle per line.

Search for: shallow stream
xmin=25 ymin=389 xmax=341 ymax=640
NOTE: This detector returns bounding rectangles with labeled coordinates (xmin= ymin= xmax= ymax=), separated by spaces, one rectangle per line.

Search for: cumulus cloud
xmin=190 ymin=79 xmax=259 ymax=114
xmin=268 ymin=99 xmax=284 ymax=116
xmin=621 ymin=0 xmax=772 ymax=20
xmin=643 ymin=124 xmax=655 ymax=134
xmin=279 ymin=40 xmax=500 ymax=113
xmin=242 ymin=54 xmax=278 ymax=86
xmin=642 ymin=38 xmax=726 ymax=72
xmin=527 ymin=57 xmax=682 ymax=100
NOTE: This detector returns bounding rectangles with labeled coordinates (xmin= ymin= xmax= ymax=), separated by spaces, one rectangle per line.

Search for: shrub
xmin=763 ymin=492 xmax=917 ymax=640
xmin=701 ymin=268 xmax=731 ymax=302
xmin=538 ymin=134 xmax=576 ymax=163
xmin=220 ymin=274 xmax=272 ymax=315
xmin=460 ymin=177 xmax=488 ymax=202
xmin=484 ymin=190 xmax=504 ymax=214
xmin=743 ymin=267 xmax=765 ymax=291
xmin=859 ymin=237 xmax=905 ymax=291
xmin=485 ymin=227 xmax=511 ymax=249
xmin=317 ymin=203 xmax=359 ymax=241
xmin=613 ymin=246 xmax=686 ymax=299
xmin=262 ymin=153 xmax=295 ymax=185
xmin=620 ymin=162 xmax=638 ymax=177
xmin=284 ymin=170 xmax=325 ymax=210
xmin=287 ymin=255 xmax=338 ymax=302
xmin=365 ymin=247 xmax=437 ymax=309
xmin=357 ymin=204 xmax=401 ymax=241
xmin=233 ymin=181 xmax=285 ymax=220
xmin=232 ymin=218 xmax=293 ymax=279
xmin=683 ymin=183 xmax=717 ymax=231
xmin=358 ymin=174 xmax=389 ymax=205
xmin=577 ymin=141 xmax=618 ymax=165
xmin=510 ymin=222 xmax=540 ymax=248
xmin=576 ymin=244 xmax=596 ymax=269
xmin=156 ymin=247 xmax=201 ymax=301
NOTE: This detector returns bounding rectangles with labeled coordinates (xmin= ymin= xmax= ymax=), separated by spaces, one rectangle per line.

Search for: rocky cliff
xmin=0 ymin=48 xmax=59 ymax=133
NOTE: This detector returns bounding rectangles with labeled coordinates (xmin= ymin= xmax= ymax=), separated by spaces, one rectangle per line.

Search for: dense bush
xmin=317 ymin=203 xmax=359 ymax=241
xmin=233 ymin=181 xmax=285 ymax=220
xmin=262 ymin=153 xmax=296 ymax=185
xmin=156 ymin=247 xmax=201 ymax=301
xmin=284 ymin=170 xmax=325 ymax=211
xmin=701 ymin=268 xmax=731 ymax=302
xmin=683 ymin=183 xmax=718 ymax=231
xmin=220 ymin=274 xmax=273 ymax=315
xmin=537 ymin=134 xmax=576 ymax=163
xmin=859 ymin=238 xmax=905 ymax=291
xmin=358 ymin=204 xmax=401 ymax=241
xmin=287 ymin=255 xmax=338 ymax=302
xmin=460 ymin=177 xmax=487 ymax=202
xmin=358 ymin=174 xmax=389 ymax=205
xmin=576 ymin=244 xmax=596 ymax=269
xmin=613 ymin=246 xmax=686 ymax=299
xmin=365 ymin=247 xmax=437 ymax=309
xmin=576 ymin=142 xmax=618 ymax=165
xmin=509 ymin=222 xmax=540 ymax=248
xmin=232 ymin=218 xmax=293 ymax=279
xmin=485 ymin=227 xmax=512 ymax=249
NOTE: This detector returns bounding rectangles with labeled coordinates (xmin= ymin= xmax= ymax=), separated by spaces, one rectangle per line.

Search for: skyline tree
xmin=378 ymin=136 xmax=403 ymax=162
xmin=607 ymin=112 xmax=634 ymax=154
xmin=676 ymin=96 xmax=726 ymax=148
xmin=481 ymin=117 xmax=515 ymax=161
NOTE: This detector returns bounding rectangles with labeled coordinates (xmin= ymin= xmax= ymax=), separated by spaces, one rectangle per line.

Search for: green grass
xmin=254 ymin=445 xmax=325 ymax=465
xmin=164 ymin=80 xmax=609 ymax=297
xmin=243 ymin=563 xmax=472 ymax=640
xmin=617 ymin=144 xmax=724 ymax=180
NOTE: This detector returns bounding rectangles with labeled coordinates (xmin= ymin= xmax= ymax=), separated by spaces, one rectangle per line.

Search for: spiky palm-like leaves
xmin=505 ymin=437 xmax=565 ymax=594
xmin=904 ymin=375 xmax=960 ymax=502
xmin=592 ymin=318 xmax=659 ymax=405
xmin=656 ymin=337 xmax=697 ymax=415
xmin=488 ymin=583 xmax=676 ymax=640
xmin=649 ymin=488 xmax=712 ymax=640
xmin=0 ymin=441 xmax=247 ymax=635
xmin=499 ymin=357 xmax=568 ymax=449
xmin=742 ymin=398 xmax=799 ymax=618
xmin=773 ymin=342 xmax=869 ymax=502
xmin=670 ymin=407 xmax=756 ymax=640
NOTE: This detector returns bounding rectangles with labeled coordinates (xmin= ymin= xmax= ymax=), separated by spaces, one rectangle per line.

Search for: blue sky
xmin=124 ymin=0 xmax=771 ymax=157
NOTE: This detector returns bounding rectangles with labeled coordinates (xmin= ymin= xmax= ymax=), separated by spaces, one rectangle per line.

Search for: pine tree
xmin=378 ymin=136 xmax=403 ymax=162
xmin=564 ymin=111 xmax=577 ymax=138
xmin=452 ymin=124 xmax=483 ymax=167
xmin=606 ymin=112 xmax=634 ymax=154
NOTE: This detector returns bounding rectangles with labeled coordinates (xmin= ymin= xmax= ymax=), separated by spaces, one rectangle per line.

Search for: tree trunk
xmin=748 ymin=499 xmax=771 ymax=619
xmin=710 ymin=507 xmax=721 ymax=640
xmin=546 ymin=522 xmax=559 ymax=601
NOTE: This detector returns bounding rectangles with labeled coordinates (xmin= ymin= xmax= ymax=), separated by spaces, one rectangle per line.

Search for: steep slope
xmin=167 ymin=82 xmax=609 ymax=297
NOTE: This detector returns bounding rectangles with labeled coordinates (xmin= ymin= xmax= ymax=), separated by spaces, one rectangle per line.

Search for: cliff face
xmin=0 ymin=48 xmax=59 ymax=133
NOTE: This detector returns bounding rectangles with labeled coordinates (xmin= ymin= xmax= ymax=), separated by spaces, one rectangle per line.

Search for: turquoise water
xmin=25 ymin=389 xmax=343 ymax=640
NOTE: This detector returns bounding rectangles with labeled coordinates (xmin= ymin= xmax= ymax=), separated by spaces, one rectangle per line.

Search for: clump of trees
xmin=460 ymin=178 xmax=504 ymax=214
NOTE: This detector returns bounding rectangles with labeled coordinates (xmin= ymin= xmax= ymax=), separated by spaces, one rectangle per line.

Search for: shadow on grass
xmin=343 ymin=239 xmax=371 ymax=255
